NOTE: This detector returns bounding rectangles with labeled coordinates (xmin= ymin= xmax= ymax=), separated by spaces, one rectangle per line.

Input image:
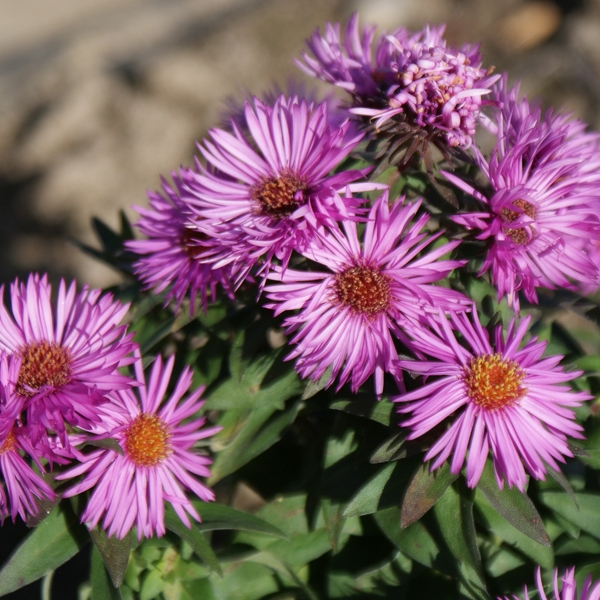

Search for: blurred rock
xmin=0 ymin=0 xmax=598 ymax=288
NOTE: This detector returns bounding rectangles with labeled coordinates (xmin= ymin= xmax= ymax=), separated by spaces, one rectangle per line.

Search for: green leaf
xmin=330 ymin=396 xmax=395 ymax=426
xmin=320 ymin=499 xmax=345 ymax=553
xmin=0 ymin=504 xmax=89 ymax=596
xmin=205 ymin=351 xmax=301 ymax=411
xmin=370 ymin=432 xmax=407 ymax=464
xmin=374 ymin=507 xmax=453 ymax=574
xmin=555 ymin=534 xmax=600 ymax=555
xmin=193 ymin=503 xmax=287 ymax=539
xmin=546 ymin=466 xmax=578 ymax=507
xmin=89 ymin=527 xmax=131 ymax=587
xmin=343 ymin=463 xmax=396 ymax=518
xmin=164 ymin=507 xmax=222 ymax=576
xmin=433 ymin=485 xmax=488 ymax=599
xmin=209 ymin=401 xmax=302 ymax=483
xmin=91 ymin=544 xmax=123 ymax=600
xmin=477 ymin=461 xmax=551 ymax=546
xmin=474 ymin=489 xmax=553 ymax=569
xmin=78 ymin=437 xmax=124 ymax=456
xmin=302 ymin=366 xmax=333 ymax=400
xmin=573 ymin=355 xmax=600 ymax=373
xmin=249 ymin=529 xmax=331 ymax=571
xmin=209 ymin=562 xmax=278 ymax=600
xmin=540 ymin=492 xmax=600 ymax=540
xmin=400 ymin=462 xmax=458 ymax=528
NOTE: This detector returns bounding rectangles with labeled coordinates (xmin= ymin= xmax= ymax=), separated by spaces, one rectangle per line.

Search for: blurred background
xmin=0 ymin=0 xmax=597 ymax=289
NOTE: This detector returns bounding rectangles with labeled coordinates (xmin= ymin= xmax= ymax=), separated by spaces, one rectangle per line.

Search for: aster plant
xmin=4 ymin=11 xmax=600 ymax=600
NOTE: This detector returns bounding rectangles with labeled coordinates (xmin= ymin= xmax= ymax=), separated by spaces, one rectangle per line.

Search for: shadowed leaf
xmin=401 ymin=462 xmax=458 ymax=528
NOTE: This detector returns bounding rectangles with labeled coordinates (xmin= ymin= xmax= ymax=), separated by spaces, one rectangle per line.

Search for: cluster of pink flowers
xmin=5 ymin=14 xmax=600 ymax=564
xmin=122 ymin=12 xmax=600 ymax=498
xmin=0 ymin=274 xmax=219 ymax=538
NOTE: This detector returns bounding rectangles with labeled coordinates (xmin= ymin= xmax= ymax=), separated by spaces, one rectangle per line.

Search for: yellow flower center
xmin=463 ymin=353 xmax=526 ymax=411
xmin=0 ymin=430 xmax=16 ymax=455
xmin=17 ymin=341 xmax=72 ymax=397
xmin=124 ymin=413 xmax=172 ymax=467
xmin=334 ymin=265 xmax=391 ymax=316
xmin=500 ymin=199 xmax=536 ymax=245
xmin=252 ymin=172 xmax=307 ymax=219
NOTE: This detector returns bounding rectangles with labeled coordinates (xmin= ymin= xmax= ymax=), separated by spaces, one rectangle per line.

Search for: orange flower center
xmin=252 ymin=172 xmax=307 ymax=219
xmin=463 ymin=353 xmax=526 ymax=411
xmin=0 ymin=430 xmax=16 ymax=455
xmin=334 ymin=265 xmax=391 ymax=316
xmin=124 ymin=413 xmax=172 ymax=467
xmin=500 ymin=199 xmax=536 ymax=245
xmin=17 ymin=341 xmax=72 ymax=397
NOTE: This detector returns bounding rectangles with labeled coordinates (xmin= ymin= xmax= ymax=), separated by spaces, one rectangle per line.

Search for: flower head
xmin=448 ymin=78 xmax=600 ymax=309
xmin=58 ymin=355 xmax=220 ymax=540
xmin=0 ymin=274 xmax=135 ymax=448
xmin=127 ymin=175 xmax=235 ymax=313
xmin=182 ymin=94 xmax=378 ymax=280
xmin=298 ymin=13 xmax=498 ymax=149
xmin=500 ymin=566 xmax=600 ymax=600
xmin=265 ymin=193 xmax=469 ymax=395
xmin=395 ymin=310 xmax=590 ymax=490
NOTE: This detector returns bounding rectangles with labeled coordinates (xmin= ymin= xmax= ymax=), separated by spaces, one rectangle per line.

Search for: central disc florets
xmin=124 ymin=413 xmax=172 ymax=467
xmin=334 ymin=265 xmax=392 ymax=316
xmin=500 ymin=199 xmax=536 ymax=245
xmin=0 ymin=430 xmax=16 ymax=455
xmin=181 ymin=228 xmax=208 ymax=260
xmin=17 ymin=341 xmax=72 ymax=397
xmin=463 ymin=353 xmax=526 ymax=411
xmin=252 ymin=171 xmax=308 ymax=219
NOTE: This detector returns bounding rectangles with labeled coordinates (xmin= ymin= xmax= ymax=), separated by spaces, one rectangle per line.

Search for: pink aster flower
xmin=126 ymin=174 xmax=235 ymax=313
xmin=447 ymin=78 xmax=600 ymax=309
xmin=265 ymin=193 xmax=469 ymax=395
xmin=0 ymin=274 xmax=136 ymax=448
xmin=500 ymin=566 xmax=600 ymax=600
xmin=182 ymin=94 xmax=380 ymax=280
xmin=57 ymin=355 xmax=220 ymax=540
xmin=0 ymin=353 xmax=55 ymax=523
xmin=394 ymin=310 xmax=590 ymax=491
xmin=297 ymin=13 xmax=499 ymax=149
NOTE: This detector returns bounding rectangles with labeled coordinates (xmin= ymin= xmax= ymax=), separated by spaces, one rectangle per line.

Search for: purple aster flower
xmin=58 ymin=355 xmax=220 ymax=540
xmin=394 ymin=310 xmax=590 ymax=491
xmin=181 ymin=94 xmax=381 ymax=280
xmin=265 ymin=193 xmax=469 ymax=395
xmin=297 ymin=13 xmax=499 ymax=149
xmin=0 ymin=353 xmax=55 ymax=523
xmin=447 ymin=78 xmax=600 ymax=309
xmin=500 ymin=566 xmax=600 ymax=600
xmin=0 ymin=274 xmax=136 ymax=448
xmin=126 ymin=175 xmax=235 ymax=314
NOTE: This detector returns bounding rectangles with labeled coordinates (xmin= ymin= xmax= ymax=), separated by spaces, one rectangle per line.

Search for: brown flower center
xmin=500 ymin=199 xmax=536 ymax=245
xmin=0 ymin=430 xmax=16 ymax=455
xmin=124 ymin=413 xmax=172 ymax=467
xmin=181 ymin=228 xmax=208 ymax=260
xmin=334 ymin=265 xmax=391 ymax=316
xmin=463 ymin=353 xmax=526 ymax=411
xmin=252 ymin=172 xmax=307 ymax=219
xmin=17 ymin=341 xmax=72 ymax=397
